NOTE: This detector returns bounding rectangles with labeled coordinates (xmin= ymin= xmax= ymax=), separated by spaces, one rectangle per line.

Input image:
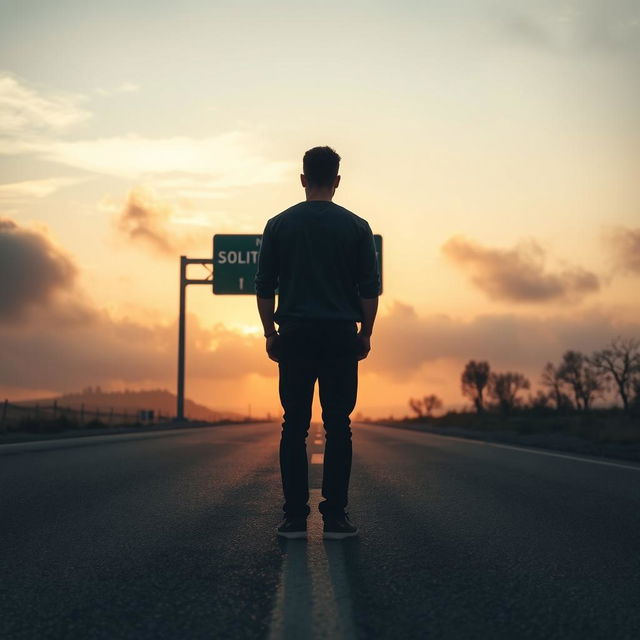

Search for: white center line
xmin=268 ymin=490 xmax=357 ymax=640
xmin=310 ymin=453 xmax=324 ymax=464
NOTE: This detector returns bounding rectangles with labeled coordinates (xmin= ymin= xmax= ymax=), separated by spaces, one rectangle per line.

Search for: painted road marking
xmin=476 ymin=440 xmax=640 ymax=472
xmin=311 ymin=453 xmax=324 ymax=464
xmin=362 ymin=424 xmax=640 ymax=472
xmin=268 ymin=490 xmax=357 ymax=640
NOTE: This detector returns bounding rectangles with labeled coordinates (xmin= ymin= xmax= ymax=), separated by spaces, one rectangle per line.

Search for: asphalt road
xmin=2 ymin=422 xmax=640 ymax=639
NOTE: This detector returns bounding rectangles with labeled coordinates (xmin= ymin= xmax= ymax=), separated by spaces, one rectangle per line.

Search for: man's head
xmin=301 ymin=146 xmax=341 ymax=194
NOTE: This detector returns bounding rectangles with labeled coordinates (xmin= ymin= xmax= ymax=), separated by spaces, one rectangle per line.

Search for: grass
xmin=374 ymin=409 xmax=640 ymax=462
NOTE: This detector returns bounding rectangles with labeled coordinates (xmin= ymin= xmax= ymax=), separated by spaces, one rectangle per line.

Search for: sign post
xmin=176 ymin=234 xmax=382 ymax=420
xmin=176 ymin=257 xmax=213 ymax=421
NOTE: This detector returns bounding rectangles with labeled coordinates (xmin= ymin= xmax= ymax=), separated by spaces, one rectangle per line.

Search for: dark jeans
xmin=275 ymin=319 xmax=359 ymax=519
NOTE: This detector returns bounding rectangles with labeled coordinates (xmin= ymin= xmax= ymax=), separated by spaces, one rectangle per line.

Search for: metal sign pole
xmin=177 ymin=256 xmax=187 ymax=421
xmin=176 ymin=257 xmax=213 ymax=422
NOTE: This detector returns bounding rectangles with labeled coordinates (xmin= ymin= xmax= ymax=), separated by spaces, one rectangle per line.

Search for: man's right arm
xmin=255 ymin=220 xmax=281 ymax=361
xmin=255 ymin=220 xmax=278 ymax=300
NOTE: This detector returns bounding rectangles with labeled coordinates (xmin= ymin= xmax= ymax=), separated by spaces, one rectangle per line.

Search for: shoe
xmin=323 ymin=512 xmax=358 ymax=539
xmin=276 ymin=516 xmax=307 ymax=539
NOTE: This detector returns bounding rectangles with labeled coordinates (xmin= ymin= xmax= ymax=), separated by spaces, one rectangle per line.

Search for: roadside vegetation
xmin=380 ymin=337 xmax=640 ymax=461
xmin=0 ymin=388 xmax=265 ymax=443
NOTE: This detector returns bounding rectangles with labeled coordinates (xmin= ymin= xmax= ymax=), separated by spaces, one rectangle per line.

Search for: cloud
xmin=0 ymin=217 xmax=271 ymax=390
xmin=115 ymin=186 xmax=179 ymax=255
xmin=441 ymin=235 xmax=600 ymax=303
xmin=0 ymin=278 xmax=272 ymax=392
xmin=0 ymin=72 xmax=90 ymax=136
xmin=0 ymin=73 xmax=292 ymax=198
xmin=111 ymin=186 xmax=214 ymax=255
xmin=369 ymin=300 xmax=640 ymax=380
xmin=0 ymin=310 xmax=274 ymax=393
xmin=606 ymin=226 xmax=640 ymax=274
xmin=1 ymin=218 xmax=633 ymax=400
xmin=0 ymin=177 xmax=90 ymax=199
xmin=2 ymin=131 xmax=294 ymax=197
xmin=0 ymin=218 xmax=82 ymax=322
xmin=2 ymin=291 xmax=637 ymax=396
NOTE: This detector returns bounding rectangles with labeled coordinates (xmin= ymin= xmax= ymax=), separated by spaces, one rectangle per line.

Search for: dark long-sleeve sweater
xmin=254 ymin=200 xmax=380 ymax=325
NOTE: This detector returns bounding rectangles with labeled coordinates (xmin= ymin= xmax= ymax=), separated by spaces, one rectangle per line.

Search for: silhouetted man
xmin=255 ymin=146 xmax=380 ymax=539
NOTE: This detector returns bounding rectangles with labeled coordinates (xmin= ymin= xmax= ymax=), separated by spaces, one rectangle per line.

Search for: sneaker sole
xmin=323 ymin=530 xmax=358 ymax=539
xmin=276 ymin=530 xmax=307 ymax=539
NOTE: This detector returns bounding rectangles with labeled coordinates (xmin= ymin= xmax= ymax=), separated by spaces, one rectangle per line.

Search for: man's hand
xmin=356 ymin=332 xmax=371 ymax=361
xmin=266 ymin=333 xmax=280 ymax=362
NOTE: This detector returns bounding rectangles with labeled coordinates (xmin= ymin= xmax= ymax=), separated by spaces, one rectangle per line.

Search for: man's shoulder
xmin=268 ymin=201 xmax=370 ymax=229
xmin=266 ymin=202 xmax=304 ymax=226
xmin=329 ymin=202 xmax=371 ymax=229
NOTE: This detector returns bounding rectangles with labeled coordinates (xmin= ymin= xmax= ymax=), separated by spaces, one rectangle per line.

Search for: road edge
xmin=361 ymin=420 xmax=640 ymax=465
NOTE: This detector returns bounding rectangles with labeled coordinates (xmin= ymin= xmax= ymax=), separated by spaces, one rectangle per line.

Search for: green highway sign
xmin=213 ymin=234 xmax=262 ymax=295
xmin=213 ymin=233 xmax=383 ymax=295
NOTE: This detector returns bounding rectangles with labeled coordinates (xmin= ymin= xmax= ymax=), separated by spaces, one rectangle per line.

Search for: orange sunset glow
xmin=1 ymin=1 xmax=639 ymax=419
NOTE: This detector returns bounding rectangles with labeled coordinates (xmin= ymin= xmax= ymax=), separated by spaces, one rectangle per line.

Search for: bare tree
xmin=540 ymin=362 xmax=573 ymax=410
xmin=408 ymin=397 xmax=424 ymax=418
xmin=488 ymin=372 xmax=531 ymax=414
xmin=529 ymin=390 xmax=552 ymax=409
xmin=423 ymin=394 xmax=443 ymax=417
xmin=557 ymin=350 xmax=603 ymax=411
xmin=590 ymin=337 xmax=640 ymax=413
xmin=461 ymin=360 xmax=490 ymax=413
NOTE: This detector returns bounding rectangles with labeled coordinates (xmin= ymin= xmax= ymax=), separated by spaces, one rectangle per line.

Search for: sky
xmin=1 ymin=0 xmax=639 ymax=418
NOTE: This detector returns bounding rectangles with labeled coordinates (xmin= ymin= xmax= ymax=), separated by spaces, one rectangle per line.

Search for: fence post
xmin=1 ymin=399 xmax=7 ymax=432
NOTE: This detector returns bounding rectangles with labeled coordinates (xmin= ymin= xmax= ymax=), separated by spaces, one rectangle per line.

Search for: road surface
xmin=2 ymin=422 xmax=640 ymax=639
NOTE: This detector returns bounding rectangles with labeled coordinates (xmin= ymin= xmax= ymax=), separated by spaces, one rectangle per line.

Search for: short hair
xmin=302 ymin=146 xmax=341 ymax=188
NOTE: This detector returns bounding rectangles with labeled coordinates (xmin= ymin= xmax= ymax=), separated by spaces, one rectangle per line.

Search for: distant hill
xmin=16 ymin=388 xmax=244 ymax=422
